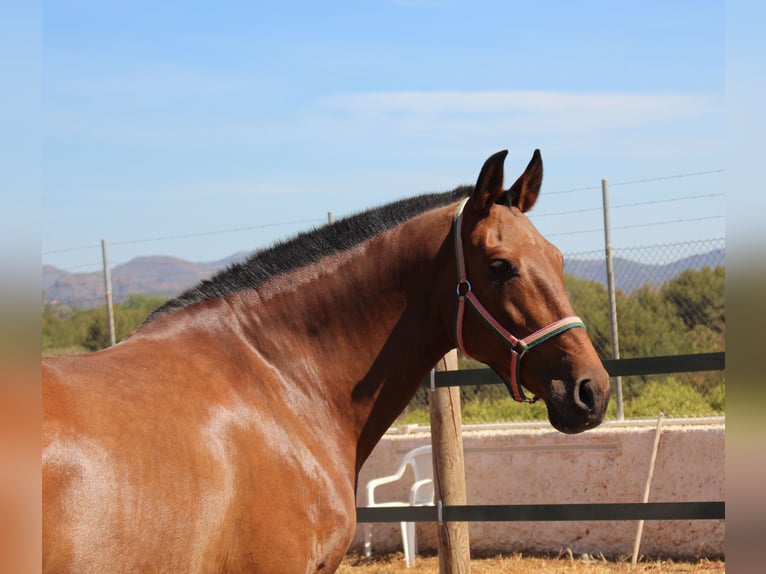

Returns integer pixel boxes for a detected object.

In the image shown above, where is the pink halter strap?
[452,197,586,403]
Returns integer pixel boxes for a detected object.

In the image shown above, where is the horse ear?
[507,149,543,213]
[468,150,509,215]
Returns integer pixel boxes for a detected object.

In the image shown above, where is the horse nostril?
[574,378,596,412]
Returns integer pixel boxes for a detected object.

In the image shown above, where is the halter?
[453,197,586,403]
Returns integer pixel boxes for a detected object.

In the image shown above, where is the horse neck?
[229,205,457,467]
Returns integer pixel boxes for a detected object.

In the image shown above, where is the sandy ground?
[337,551,725,573]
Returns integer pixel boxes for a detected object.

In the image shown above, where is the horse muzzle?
[544,368,611,434]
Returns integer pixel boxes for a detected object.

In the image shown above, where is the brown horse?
[43,150,610,573]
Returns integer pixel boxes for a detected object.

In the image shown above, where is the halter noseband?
[453,197,586,403]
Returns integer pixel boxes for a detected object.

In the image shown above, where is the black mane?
[145,186,471,323]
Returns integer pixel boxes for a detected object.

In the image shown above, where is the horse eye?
[489,259,516,279]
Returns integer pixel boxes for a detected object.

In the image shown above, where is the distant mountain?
[564,248,725,293]
[42,251,250,307]
[43,248,724,308]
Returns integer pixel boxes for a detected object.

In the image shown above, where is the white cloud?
[309,89,724,166]
[320,90,721,131]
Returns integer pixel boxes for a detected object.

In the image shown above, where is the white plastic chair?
[364,444,434,567]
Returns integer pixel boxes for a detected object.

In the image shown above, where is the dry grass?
[337,552,725,574]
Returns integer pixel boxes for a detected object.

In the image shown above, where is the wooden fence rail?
[422,352,724,388]
[359,352,725,525]
[357,502,725,523]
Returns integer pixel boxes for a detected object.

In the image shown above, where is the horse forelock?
[144,186,471,323]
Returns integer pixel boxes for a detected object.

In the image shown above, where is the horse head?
[450,149,610,433]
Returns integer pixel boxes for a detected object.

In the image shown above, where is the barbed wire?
[43,244,102,256]
[546,169,724,196]
[109,218,324,247]
[42,218,324,256]
[547,215,724,238]
[46,211,725,272]
[614,215,725,231]
[49,261,104,272]
[44,237,725,309]
[534,192,724,219]
[44,169,723,258]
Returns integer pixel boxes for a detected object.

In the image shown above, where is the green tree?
[616,286,687,359]
[661,266,725,394]
[564,274,611,358]
[42,295,167,355]
[661,266,725,345]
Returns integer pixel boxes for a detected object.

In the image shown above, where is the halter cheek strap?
[453,197,586,403]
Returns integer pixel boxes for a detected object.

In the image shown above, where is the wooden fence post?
[429,349,471,574]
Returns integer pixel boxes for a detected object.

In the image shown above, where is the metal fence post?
[601,179,624,420]
[101,239,116,347]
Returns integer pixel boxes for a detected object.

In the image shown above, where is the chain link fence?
[399,238,725,424]
[565,239,725,357]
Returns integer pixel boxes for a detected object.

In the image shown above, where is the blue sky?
[40,0,725,272]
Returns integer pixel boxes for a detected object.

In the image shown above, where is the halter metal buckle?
[456,279,472,297]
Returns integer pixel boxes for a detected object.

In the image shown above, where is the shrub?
[707,383,725,413]
[397,395,550,425]
[623,377,714,418]
[461,397,548,424]
[42,295,168,355]
[397,376,724,426]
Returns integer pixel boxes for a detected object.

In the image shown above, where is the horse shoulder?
[42,341,359,573]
